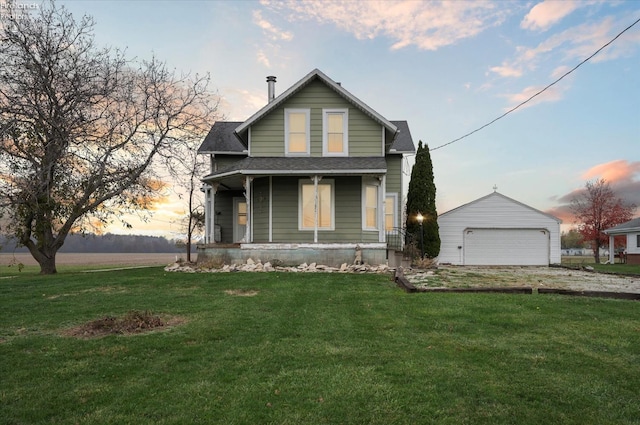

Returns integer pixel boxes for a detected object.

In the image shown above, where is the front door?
[233,197,247,242]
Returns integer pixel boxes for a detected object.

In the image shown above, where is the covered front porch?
[198,157,396,267]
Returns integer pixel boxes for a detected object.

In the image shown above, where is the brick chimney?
[266,76,276,103]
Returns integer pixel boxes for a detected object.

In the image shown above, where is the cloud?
[521,1,584,31]
[260,0,512,51]
[547,160,640,223]
[489,64,523,78]
[490,14,640,82]
[582,159,640,184]
[499,81,566,111]
[252,10,294,41]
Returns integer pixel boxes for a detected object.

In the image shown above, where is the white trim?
[299,178,335,231]
[322,108,348,156]
[268,176,273,242]
[202,168,387,181]
[379,175,386,242]
[247,127,252,156]
[285,108,310,156]
[242,243,386,250]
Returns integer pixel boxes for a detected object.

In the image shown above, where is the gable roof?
[439,191,562,223]
[197,69,416,155]
[604,217,640,235]
[198,121,246,154]
[235,68,398,138]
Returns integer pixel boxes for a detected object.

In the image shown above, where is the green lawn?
[1,268,639,424]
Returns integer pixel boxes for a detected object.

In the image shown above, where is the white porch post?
[243,176,253,243]
[268,176,273,243]
[313,175,319,243]
[609,234,615,264]
[379,175,386,243]
[204,184,211,244]
[204,183,218,244]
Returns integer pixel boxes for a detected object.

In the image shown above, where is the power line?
[429,16,640,153]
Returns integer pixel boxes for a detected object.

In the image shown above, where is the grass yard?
[1,268,639,424]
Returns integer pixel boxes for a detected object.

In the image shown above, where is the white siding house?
[604,217,640,265]
[438,192,562,266]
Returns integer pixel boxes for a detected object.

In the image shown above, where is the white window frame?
[322,108,348,157]
[298,179,335,231]
[362,180,379,231]
[385,193,399,232]
[285,108,310,156]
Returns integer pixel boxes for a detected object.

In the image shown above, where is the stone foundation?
[196,243,388,268]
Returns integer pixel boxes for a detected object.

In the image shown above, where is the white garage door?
[464,228,550,266]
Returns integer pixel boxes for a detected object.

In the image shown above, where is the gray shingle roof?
[604,217,640,234]
[390,120,415,153]
[197,121,245,153]
[203,157,387,180]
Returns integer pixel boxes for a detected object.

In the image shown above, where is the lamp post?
[416,213,424,260]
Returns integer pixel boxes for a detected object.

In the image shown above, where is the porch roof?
[202,156,387,181]
[604,217,640,235]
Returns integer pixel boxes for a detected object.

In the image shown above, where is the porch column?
[243,176,253,243]
[379,175,386,243]
[204,183,218,244]
[268,176,273,242]
[609,234,615,264]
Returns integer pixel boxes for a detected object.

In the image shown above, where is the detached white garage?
[438,192,561,266]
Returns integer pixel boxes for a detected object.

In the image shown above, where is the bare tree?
[162,141,210,263]
[570,179,636,263]
[0,2,217,274]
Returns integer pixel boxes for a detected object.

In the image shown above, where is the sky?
[44,0,640,237]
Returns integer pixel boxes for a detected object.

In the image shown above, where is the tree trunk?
[27,248,58,274]
[38,255,58,274]
[593,241,601,264]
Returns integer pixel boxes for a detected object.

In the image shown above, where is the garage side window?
[637,234,640,248]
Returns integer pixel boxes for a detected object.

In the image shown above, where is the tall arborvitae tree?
[405,141,440,258]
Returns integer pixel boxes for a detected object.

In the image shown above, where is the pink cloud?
[521,1,584,31]
[548,160,640,223]
[582,160,640,183]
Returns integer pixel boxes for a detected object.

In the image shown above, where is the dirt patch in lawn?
[224,289,259,297]
[62,310,186,339]
[407,266,640,294]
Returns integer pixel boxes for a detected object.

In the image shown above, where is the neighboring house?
[437,191,562,266]
[197,69,415,267]
[604,217,640,265]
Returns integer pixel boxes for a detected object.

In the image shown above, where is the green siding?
[252,177,270,242]
[266,176,379,243]
[386,156,403,226]
[250,80,383,157]
[214,155,245,173]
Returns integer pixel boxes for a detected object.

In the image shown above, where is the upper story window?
[323,109,348,156]
[285,109,310,156]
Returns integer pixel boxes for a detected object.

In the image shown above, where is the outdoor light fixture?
[416,213,424,260]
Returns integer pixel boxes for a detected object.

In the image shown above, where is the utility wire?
[429,16,640,153]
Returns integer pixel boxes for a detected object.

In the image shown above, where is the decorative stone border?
[165,258,392,274]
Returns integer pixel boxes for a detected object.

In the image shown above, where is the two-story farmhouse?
[197,69,415,267]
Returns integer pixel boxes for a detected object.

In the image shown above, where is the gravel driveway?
[407,266,640,294]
